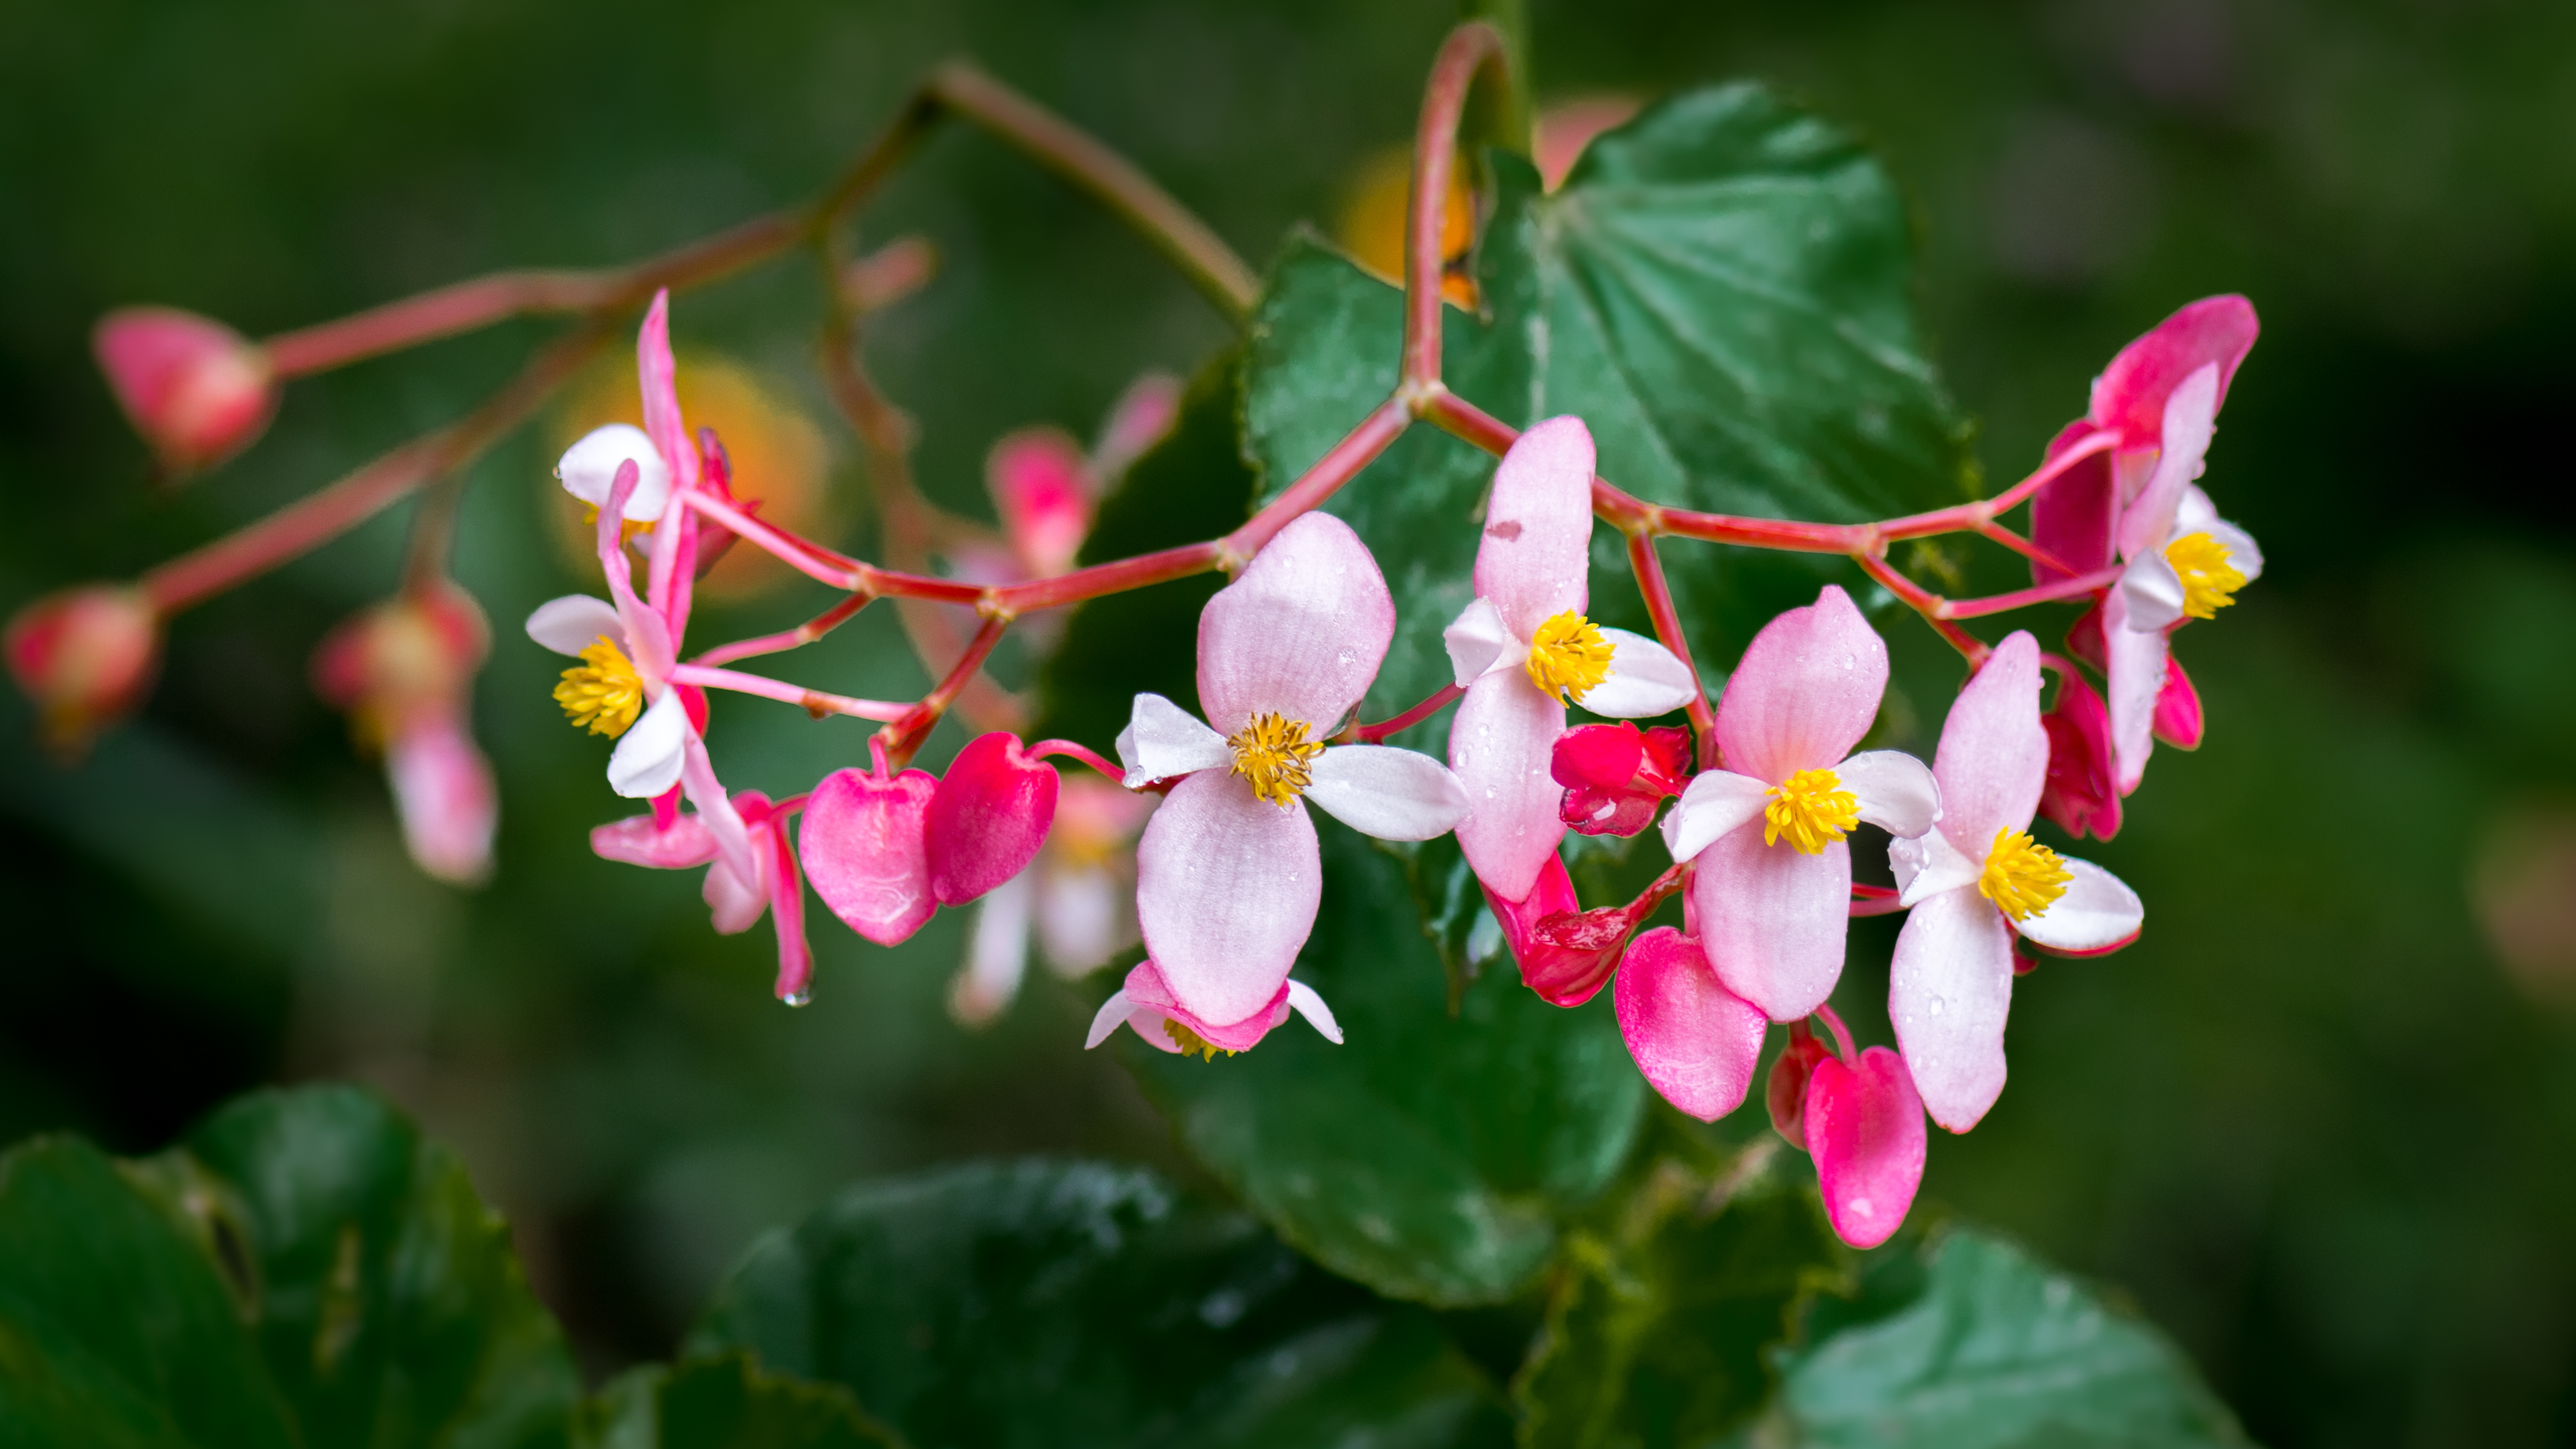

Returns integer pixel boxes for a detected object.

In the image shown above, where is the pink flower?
[925,732,1060,907]
[593,791,813,1003]
[4,584,160,754]
[1656,586,1941,1021]
[1443,417,1698,903]
[950,778,1152,1027]
[1887,632,2145,1132]
[949,371,1183,594]
[1612,926,1767,1121]
[92,307,277,477]
[1111,511,1470,1037]
[313,582,497,885]
[2033,297,2262,794]
[523,291,755,891]
[1085,958,1342,1060]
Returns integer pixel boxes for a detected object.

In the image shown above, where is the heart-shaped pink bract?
[1613,926,1768,1121]
[1804,1045,1928,1249]
[800,764,939,945]
[925,732,1060,906]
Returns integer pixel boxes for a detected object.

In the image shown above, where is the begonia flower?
[1085,959,1342,1060]
[1887,632,2145,1132]
[1765,1027,1835,1151]
[1443,417,1696,903]
[1613,926,1768,1121]
[92,307,277,477]
[593,790,813,1003]
[2031,297,2261,794]
[950,779,1152,1027]
[1656,585,1941,1020]
[1112,511,1470,1039]
[313,582,497,885]
[4,583,160,754]
[1553,721,1693,838]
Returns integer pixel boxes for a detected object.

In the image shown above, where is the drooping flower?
[312,581,497,885]
[1111,511,1470,1040]
[1887,632,2145,1132]
[1656,586,1941,1020]
[925,732,1061,907]
[593,790,812,1003]
[2031,297,2262,794]
[1482,856,1634,1007]
[950,778,1152,1027]
[4,584,160,755]
[1085,959,1342,1060]
[1443,417,1697,904]
[92,307,277,477]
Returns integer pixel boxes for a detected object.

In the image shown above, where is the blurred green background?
[4,1,2574,1443]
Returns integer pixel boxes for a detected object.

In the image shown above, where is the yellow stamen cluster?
[554,635,644,737]
[1764,768,1861,855]
[2163,532,2246,621]
[1229,711,1326,807]
[1979,828,2072,922]
[1525,610,1617,704]
[1163,1018,1237,1061]
[578,506,657,545]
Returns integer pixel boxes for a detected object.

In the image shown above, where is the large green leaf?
[1771,1228,2252,1448]
[0,1085,580,1449]
[580,1354,896,1449]
[1124,826,1647,1306]
[1512,1152,1845,1449]
[687,1158,1508,1448]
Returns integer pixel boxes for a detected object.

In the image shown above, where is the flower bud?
[1804,1046,1928,1250]
[312,583,490,743]
[1765,1028,1834,1151]
[800,763,939,945]
[2037,665,2121,842]
[93,307,278,477]
[4,584,160,753]
[1553,721,1693,837]
[1481,856,1627,1005]
[986,429,1094,579]
[924,732,1060,907]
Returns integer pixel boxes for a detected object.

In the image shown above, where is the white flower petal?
[952,870,1035,1026]
[1305,745,1470,841]
[1838,749,1940,840]
[1116,693,1230,787]
[1889,884,2016,1133]
[1284,979,1344,1044]
[557,423,672,522]
[1036,863,1124,978]
[1442,595,1519,687]
[2201,516,2263,586]
[1890,829,1980,906]
[2121,551,2189,633]
[2013,857,2144,954]
[1579,629,1698,718]
[1083,989,1137,1049]
[606,689,689,798]
[1659,769,1770,863]
[525,595,627,656]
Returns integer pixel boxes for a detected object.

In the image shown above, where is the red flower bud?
[5,584,160,754]
[311,583,490,742]
[925,732,1060,906]
[2153,653,2203,750]
[1552,721,1692,837]
[1482,856,1627,1006]
[93,307,278,477]
[1765,1028,1835,1151]
[800,763,939,945]
[2037,664,2122,842]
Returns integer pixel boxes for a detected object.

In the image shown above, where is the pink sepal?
[592,807,724,869]
[1553,722,1692,837]
[2088,295,2260,449]
[2063,600,2109,675]
[4,584,160,751]
[1766,1030,1834,1151]
[988,429,1095,578]
[800,764,940,945]
[1613,927,1767,1122]
[2029,421,2119,584]
[926,732,1060,906]
[1122,959,1294,1053]
[93,306,277,476]
[386,713,497,886]
[766,819,814,1003]
[649,784,683,833]
[2037,665,2122,843]
[2152,654,2204,750]
[1804,1045,1928,1250]
[1482,857,1622,1007]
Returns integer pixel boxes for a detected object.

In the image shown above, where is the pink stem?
[692,593,874,669]
[1624,532,1719,766]
[1028,739,1126,781]
[1937,566,2124,621]
[881,615,1011,761]
[1225,398,1415,561]
[1855,552,1988,663]
[667,663,910,722]
[1848,883,1907,917]
[1403,24,1511,385]
[1342,683,1465,744]
[1812,1003,1859,1064]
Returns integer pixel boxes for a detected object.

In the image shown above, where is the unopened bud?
[5,584,160,754]
[311,583,490,743]
[1765,1030,1834,1151]
[93,307,278,477]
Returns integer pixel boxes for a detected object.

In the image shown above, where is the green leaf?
[1772,1228,2253,1448]
[1030,345,1258,750]
[687,1158,1508,1449]
[1512,1156,1845,1449]
[579,1354,896,1449]
[1124,826,1647,1306]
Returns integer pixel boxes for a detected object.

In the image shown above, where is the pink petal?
[800,765,940,946]
[1197,512,1393,737]
[1930,632,2045,858]
[1712,585,1888,786]
[2029,421,2119,583]
[1448,670,1568,903]
[1691,825,1852,1021]
[1093,371,1184,479]
[1553,722,1688,839]
[1473,414,1595,639]
[592,812,718,869]
[2115,364,2221,564]
[951,870,1034,1026]
[635,291,699,496]
[987,428,1094,578]
[704,855,768,935]
[1305,744,1470,842]
[1036,861,1126,977]
[2015,858,2143,956]
[2088,295,2260,449]
[1765,1030,1834,1151]
[2153,653,2203,749]
[2100,589,2169,796]
[1120,958,1295,1051]
[1888,885,2015,1133]
[2038,663,2122,842]
[926,732,1060,906]
[1806,1046,1928,1249]
[766,821,814,1004]
[91,306,277,475]
[1134,770,1321,1027]
[1613,926,1768,1122]
[385,715,496,886]
[1482,856,1622,1006]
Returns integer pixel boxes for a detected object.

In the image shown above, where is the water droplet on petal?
[1928,994,1946,1017]
[783,988,813,1008]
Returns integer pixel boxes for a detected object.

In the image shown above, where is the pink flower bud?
[1804,1045,1928,1250]
[924,732,1060,906]
[2152,654,2203,750]
[93,307,278,477]
[1480,856,1626,1006]
[986,429,1094,578]
[1614,926,1768,1121]
[386,714,497,886]
[1091,371,1184,480]
[800,763,939,945]
[311,583,490,734]
[4,584,160,753]
[1552,721,1693,837]
[2037,665,2122,842]
[1765,1028,1835,1151]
